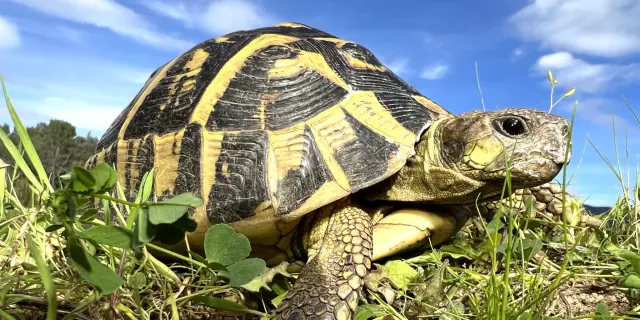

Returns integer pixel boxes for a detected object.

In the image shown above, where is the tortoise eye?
[495,117,528,138]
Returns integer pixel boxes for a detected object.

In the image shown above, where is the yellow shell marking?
[267,123,308,179]
[190,34,301,125]
[166,49,209,107]
[340,91,416,148]
[152,129,185,195]
[305,106,354,191]
[200,129,224,214]
[313,37,354,48]
[273,22,309,28]
[127,139,141,197]
[288,180,348,218]
[115,139,129,190]
[118,55,182,140]
[185,48,210,71]
[267,50,350,91]
[412,95,452,119]
[340,52,386,72]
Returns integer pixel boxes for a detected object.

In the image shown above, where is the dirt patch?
[547,279,632,317]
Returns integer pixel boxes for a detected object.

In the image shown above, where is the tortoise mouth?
[509,158,564,186]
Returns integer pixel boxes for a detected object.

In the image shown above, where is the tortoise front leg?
[274,199,373,320]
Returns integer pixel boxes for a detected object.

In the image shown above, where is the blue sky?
[1,0,639,207]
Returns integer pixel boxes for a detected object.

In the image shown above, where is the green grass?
[1,72,639,320]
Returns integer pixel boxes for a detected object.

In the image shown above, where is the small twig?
[109,249,128,317]
[558,291,572,318]
[4,293,78,311]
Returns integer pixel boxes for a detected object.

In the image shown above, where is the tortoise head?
[421,108,571,203]
[377,108,571,204]
[436,108,570,182]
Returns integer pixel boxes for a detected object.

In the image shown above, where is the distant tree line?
[1,119,99,192]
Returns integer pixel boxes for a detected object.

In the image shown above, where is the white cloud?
[559,97,637,132]
[509,0,640,57]
[535,52,640,93]
[513,48,523,57]
[144,1,191,23]
[420,63,449,80]
[9,0,193,50]
[55,25,85,43]
[200,0,275,34]
[30,96,122,132]
[1,47,154,133]
[144,0,276,36]
[386,58,410,76]
[0,16,21,50]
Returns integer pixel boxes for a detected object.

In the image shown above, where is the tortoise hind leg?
[274,199,373,320]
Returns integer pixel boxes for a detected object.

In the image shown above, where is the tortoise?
[86,22,595,320]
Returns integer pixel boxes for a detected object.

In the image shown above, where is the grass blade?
[26,233,57,320]
[0,159,6,218]
[0,126,43,192]
[0,310,17,320]
[1,76,52,192]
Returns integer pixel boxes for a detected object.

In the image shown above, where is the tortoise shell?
[87,22,451,247]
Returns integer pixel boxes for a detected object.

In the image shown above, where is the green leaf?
[439,244,473,260]
[171,213,198,232]
[271,291,287,307]
[618,273,640,289]
[148,192,203,225]
[71,167,96,192]
[204,224,251,266]
[132,208,155,249]
[485,217,504,236]
[88,163,118,193]
[153,221,188,245]
[514,238,543,261]
[45,224,64,232]
[26,234,57,320]
[220,258,267,287]
[67,236,124,295]
[618,249,640,274]
[79,208,99,222]
[77,226,133,249]
[137,168,155,204]
[66,193,78,220]
[0,278,16,306]
[355,304,388,320]
[190,296,265,317]
[130,273,146,290]
[595,304,611,320]
[383,260,419,291]
[242,261,292,293]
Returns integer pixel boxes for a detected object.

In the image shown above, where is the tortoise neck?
[364,118,448,203]
[364,117,488,205]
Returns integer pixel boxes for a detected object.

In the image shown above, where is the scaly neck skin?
[369,118,489,205]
